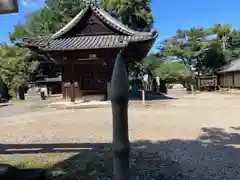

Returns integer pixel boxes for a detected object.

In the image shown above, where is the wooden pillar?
[61,82,66,100]
[61,64,67,100]
[106,60,113,100]
[70,61,75,103]
[232,72,235,89]
[79,74,83,99]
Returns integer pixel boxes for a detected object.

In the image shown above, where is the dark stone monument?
[110,52,130,180]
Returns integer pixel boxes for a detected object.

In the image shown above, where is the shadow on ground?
[1,127,240,179]
[0,103,11,108]
[129,90,176,101]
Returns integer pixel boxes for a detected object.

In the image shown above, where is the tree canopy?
[9,0,86,42]
[9,0,154,43]
[0,43,35,95]
[154,61,192,81]
[138,24,240,83]
[100,0,153,31]
[157,24,240,77]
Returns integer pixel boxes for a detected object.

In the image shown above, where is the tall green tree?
[101,0,153,31]
[0,43,35,97]
[141,53,164,75]
[200,24,240,73]
[10,0,154,42]
[229,29,240,59]
[210,24,231,53]
[9,0,85,42]
[163,27,212,75]
[154,61,192,82]
[101,0,154,77]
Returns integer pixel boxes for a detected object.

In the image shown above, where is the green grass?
[0,153,77,169]
[0,150,182,180]
[0,151,113,179]
[10,99,28,105]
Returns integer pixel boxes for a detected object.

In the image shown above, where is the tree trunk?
[159,79,167,94]
[18,85,25,100]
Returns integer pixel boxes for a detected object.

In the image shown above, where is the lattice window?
[97,73,106,83]
[83,72,93,86]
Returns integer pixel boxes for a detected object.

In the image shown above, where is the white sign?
[0,0,18,14]
[143,74,149,83]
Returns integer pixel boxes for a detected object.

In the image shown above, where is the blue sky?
[0,0,240,52]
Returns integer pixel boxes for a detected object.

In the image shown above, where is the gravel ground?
[1,92,240,179]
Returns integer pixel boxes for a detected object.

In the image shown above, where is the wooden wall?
[62,62,111,100]
[56,47,145,101]
[61,49,118,100]
[219,71,240,88]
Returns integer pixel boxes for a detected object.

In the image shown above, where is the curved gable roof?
[51,3,156,39]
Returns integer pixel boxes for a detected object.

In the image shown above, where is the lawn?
[0,149,183,180]
[0,153,76,169]
[0,151,115,179]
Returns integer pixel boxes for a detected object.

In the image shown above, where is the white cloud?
[21,0,38,8]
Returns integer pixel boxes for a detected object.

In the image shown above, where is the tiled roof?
[51,3,156,39]
[219,59,240,73]
[21,2,157,51]
[23,35,154,51]
[33,76,62,83]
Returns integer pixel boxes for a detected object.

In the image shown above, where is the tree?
[199,24,240,74]
[201,42,226,74]
[163,27,212,75]
[101,0,154,77]
[8,0,87,93]
[101,0,153,31]
[142,53,164,76]
[9,0,85,42]
[0,43,35,98]
[161,25,240,76]
[229,29,240,59]
[210,24,231,53]
[154,61,192,82]
[10,0,154,42]
[10,0,153,41]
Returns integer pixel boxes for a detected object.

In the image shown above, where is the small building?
[218,58,240,89]
[33,76,62,95]
[22,1,157,102]
[196,76,217,91]
[30,57,62,95]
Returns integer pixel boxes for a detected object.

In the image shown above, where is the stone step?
[83,94,106,101]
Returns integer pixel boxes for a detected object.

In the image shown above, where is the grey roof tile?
[219,59,240,73]
[21,3,157,51]
[51,3,156,39]
[23,35,139,51]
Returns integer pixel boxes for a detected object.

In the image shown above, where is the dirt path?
[1,92,240,179]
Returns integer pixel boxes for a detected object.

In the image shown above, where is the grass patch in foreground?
[0,153,77,169]
[0,150,185,179]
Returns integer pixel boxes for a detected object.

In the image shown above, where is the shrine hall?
[22,1,158,102]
